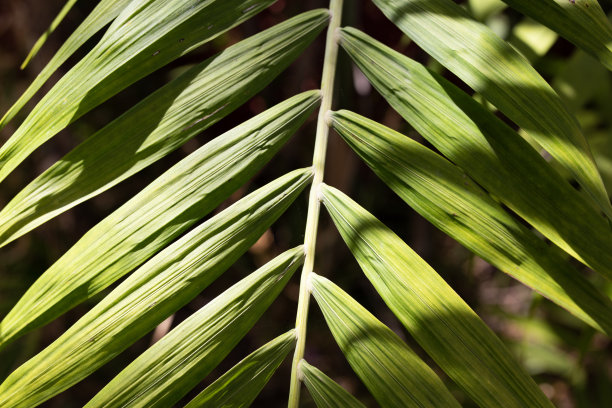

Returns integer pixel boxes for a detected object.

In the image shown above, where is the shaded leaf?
[300,360,366,408]
[339,27,612,278]
[0,11,327,247]
[0,0,132,129]
[185,330,296,408]
[311,273,461,408]
[329,110,612,335]
[502,0,612,70]
[0,0,277,182]
[320,184,553,408]
[0,173,309,407]
[84,248,302,408]
[371,0,611,217]
[0,111,315,348]
[21,0,79,69]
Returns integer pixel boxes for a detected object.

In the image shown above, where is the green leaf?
[508,18,558,62]
[320,184,553,408]
[468,0,507,20]
[0,175,308,407]
[339,28,612,279]
[21,0,80,69]
[0,10,328,247]
[185,330,296,408]
[83,248,302,408]
[0,133,314,350]
[371,0,611,218]
[501,0,612,70]
[310,273,461,408]
[300,360,366,408]
[0,0,131,129]
[329,110,612,335]
[0,0,278,182]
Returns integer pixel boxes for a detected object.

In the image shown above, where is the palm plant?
[0,0,611,406]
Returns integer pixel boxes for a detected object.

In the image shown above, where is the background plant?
[0,0,611,407]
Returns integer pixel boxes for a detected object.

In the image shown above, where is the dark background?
[0,1,611,407]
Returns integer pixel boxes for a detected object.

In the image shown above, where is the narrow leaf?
[185,330,296,408]
[21,0,79,69]
[300,360,366,408]
[0,11,328,247]
[310,273,461,408]
[320,184,553,408]
[0,94,317,347]
[84,249,302,408]
[371,0,611,217]
[502,0,612,70]
[0,0,277,182]
[0,175,309,407]
[330,110,612,335]
[1,0,132,129]
[339,28,612,278]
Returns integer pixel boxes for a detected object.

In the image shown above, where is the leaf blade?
[0,92,318,348]
[502,0,612,70]
[0,10,328,247]
[300,360,366,408]
[84,248,302,408]
[0,0,278,182]
[0,173,309,407]
[329,110,612,335]
[371,0,611,217]
[311,273,461,408]
[339,27,612,278]
[185,330,296,408]
[0,0,133,129]
[320,184,553,408]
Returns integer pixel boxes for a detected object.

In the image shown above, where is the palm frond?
[372,0,612,217]
[329,109,612,334]
[185,330,296,408]
[0,0,277,182]
[300,360,366,408]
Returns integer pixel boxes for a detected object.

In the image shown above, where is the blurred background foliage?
[0,0,610,406]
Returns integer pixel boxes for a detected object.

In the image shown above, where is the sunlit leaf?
[21,0,80,69]
[320,184,553,408]
[339,28,612,278]
[329,110,612,335]
[185,330,296,408]
[0,10,327,247]
[84,248,302,408]
[371,0,611,217]
[311,273,461,408]
[300,360,366,408]
[0,174,309,407]
[0,128,314,349]
[502,0,612,70]
[0,0,132,130]
[0,0,278,182]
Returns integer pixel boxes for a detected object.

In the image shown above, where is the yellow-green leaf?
[0,10,327,247]
[1,0,132,129]
[371,0,611,218]
[0,175,308,407]
[0,119,314,350]
[185,330,296,408]
[502,0,612,70]
[84,249,302,408]
[339,27,612,278]
[320,184,553,408]
[0,0,277,182]
[311,273,461,408]
[300,360,366,408]
[329,110,612,335]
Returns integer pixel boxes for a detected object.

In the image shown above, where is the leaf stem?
[288,1,343,406]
